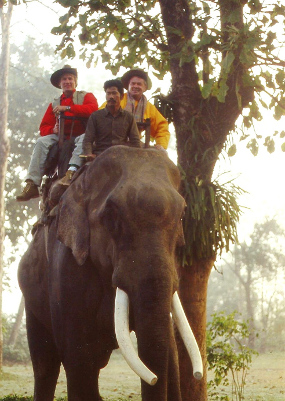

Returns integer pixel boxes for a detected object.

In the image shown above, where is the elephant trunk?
[114,288,203,387]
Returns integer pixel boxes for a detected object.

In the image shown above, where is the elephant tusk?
[171,292,203,380]
[114,288,158,386]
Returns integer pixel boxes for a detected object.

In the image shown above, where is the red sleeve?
[39,103,56,137]
[69,93,98,117]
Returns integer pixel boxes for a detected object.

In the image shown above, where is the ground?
[0,351,284,400]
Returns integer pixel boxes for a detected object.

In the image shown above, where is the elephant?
[18,145,203,401]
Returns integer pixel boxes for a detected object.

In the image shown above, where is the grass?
[0,351,284,400]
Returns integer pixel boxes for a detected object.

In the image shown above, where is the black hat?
[121,69,152,90]
[50,65,78,88]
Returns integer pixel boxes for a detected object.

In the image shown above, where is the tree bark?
[7,296,25,346]
[158,1,250,399]
[243,275,256,348]
[176,258,213,401]
[0,0,13,370]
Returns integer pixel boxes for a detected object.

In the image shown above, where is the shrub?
[207,311,258,401]
[0,396,33,401]
[0,396,67,401]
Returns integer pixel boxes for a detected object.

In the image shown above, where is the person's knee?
[35,136,45,146]
[35,135,57,150]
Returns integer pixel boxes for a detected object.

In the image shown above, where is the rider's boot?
[16,180,40,202]
[58,169,76,186]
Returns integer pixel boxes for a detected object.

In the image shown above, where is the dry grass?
[0,351,284,400]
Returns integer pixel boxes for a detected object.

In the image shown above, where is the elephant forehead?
[122,182,183,219]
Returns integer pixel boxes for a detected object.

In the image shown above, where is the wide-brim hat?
[121,69,152,90]
[50,65,78,88]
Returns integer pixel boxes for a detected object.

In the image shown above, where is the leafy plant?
[0,396,33,401]
[207,311,258,401]
[178,177,245,265]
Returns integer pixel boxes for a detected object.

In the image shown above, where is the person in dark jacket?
[59,79,141,186]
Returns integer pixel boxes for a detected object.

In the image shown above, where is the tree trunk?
[8,296,25,346]
[0,1,13,370]
[177,258,213,401]
[232,252,256,349]
[157,1,251,399]
[244,278,256,348]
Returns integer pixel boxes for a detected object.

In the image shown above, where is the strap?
[73,90,87,105]
[137,119,151,148]
[58,112,65,149]
[52,91,88,138]
[144,118,151,148]
[52,96,61,109]
[52,91,87,108]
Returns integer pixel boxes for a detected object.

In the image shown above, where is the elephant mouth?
[114,288,203,385]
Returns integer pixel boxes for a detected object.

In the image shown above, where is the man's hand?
[53,105,70,115]
[154,144,166,152]
[53,121,59,135]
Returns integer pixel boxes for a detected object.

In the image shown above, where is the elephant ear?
[56,184,89,266]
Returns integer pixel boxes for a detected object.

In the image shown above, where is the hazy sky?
[3,1,285,314]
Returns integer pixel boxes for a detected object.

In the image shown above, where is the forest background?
[3,0,285,352]
[0,0,284,399]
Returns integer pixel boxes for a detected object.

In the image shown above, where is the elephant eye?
[181,203,186,221]
[177,204,186,247]
[100,200,122,238]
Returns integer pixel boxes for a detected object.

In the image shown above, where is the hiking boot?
[58,170,76,186]
[16,180,40,202]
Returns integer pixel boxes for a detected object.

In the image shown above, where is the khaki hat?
[50,65,77,88]
[121,69,152,90]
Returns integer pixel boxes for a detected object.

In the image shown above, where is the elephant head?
[56,146,202,400]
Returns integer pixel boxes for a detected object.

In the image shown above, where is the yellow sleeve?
[99,101,106,109]
[144,102,170,149]
[120,93,128,108]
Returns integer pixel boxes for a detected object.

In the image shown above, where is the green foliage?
[52,0,166,76]
[2,314,30,364]
[178,177,244,265]
[51,0,285,152]
[47,0,285,273]
[3,344,30,364]
[227,144,236,157]
[0,397,67,400]
[207,311,258,401]
[0,396,134,401]
[0,0,28,7]
[207,218,285,353]
[0,396,33,401]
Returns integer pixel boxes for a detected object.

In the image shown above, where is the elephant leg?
[26,307,61,401]
[64,363,103,401]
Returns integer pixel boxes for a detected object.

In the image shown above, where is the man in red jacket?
[16,65,98,201]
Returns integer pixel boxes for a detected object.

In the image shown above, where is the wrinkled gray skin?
[18,146,186,401]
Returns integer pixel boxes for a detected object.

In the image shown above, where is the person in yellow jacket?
[59,69,170,185]
[106,69,170,150]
